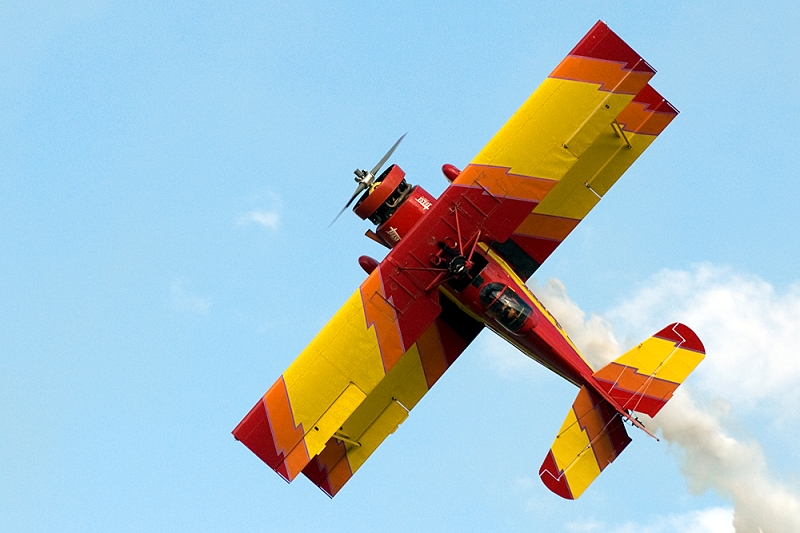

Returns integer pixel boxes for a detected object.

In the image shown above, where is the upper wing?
[344,21,675,301]
[456,21,678,279]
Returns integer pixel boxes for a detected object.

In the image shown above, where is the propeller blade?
[369,132,406,177]
[329,182,368,227]
[330,133,406,227]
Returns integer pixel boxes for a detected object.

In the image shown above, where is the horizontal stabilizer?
[539,386,630,500]
[592,323,705,417]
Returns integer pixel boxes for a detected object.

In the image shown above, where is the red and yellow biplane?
[233,21,704,500]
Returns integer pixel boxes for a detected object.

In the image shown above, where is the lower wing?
[233,290,482,495]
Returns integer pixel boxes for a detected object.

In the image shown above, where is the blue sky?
[2,2,799,532]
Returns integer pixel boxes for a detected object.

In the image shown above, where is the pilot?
[481,284,530,332]
[500,300,521,323]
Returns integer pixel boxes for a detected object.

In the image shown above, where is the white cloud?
[237,190,282,231]
[482,265,800,532]
[170,278,211,314]
[585,507,734,533]
[530,277,621,370]
[603,264,800,413]
[237,210,280,230]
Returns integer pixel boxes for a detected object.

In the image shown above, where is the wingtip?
[654,323,705,354]
[568,21,656,74]
[539,450,575,500]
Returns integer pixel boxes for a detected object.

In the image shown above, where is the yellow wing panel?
[502,85,677,280]
[232,265,434,481]
[280,289,385,449]
[457,22,678,280]
[539,386,631,500]
[471,75,642,183]
[233,284,484,494]
[299,295,485,497]
[592,323,705,416]
[467,21,656,187]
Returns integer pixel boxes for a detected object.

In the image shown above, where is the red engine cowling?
[353,165,407,221]
[375,185,435,245]
[352,164,436,247]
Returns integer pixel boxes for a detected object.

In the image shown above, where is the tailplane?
[592,323,705,417]
[539,385,631,500]
[539,323,704,499]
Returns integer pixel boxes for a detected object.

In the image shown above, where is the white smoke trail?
[527,269,800,533]
[652,391,800,533]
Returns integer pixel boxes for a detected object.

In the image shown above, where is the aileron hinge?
[333,431,361,447]
[584,182,601,200]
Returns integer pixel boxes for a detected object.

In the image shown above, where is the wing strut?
[611,120,632,149]
[395,206,482,293]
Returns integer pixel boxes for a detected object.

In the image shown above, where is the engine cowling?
[353,164,436,247]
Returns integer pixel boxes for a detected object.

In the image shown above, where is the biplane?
[233,21,705,500]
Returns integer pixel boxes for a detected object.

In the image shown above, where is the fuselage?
[444,247,595,387]
[356,164,597,388]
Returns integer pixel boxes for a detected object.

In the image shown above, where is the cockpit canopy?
[479,282,533,333]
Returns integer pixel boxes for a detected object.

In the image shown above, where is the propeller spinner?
[330,133,407,226]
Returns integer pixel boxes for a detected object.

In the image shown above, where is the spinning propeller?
[330,133,406,226]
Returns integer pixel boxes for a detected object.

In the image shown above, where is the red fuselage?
[446,254,594,387]
[362,166,597,389]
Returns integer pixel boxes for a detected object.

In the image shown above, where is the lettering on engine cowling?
[415,196,432,211]
[385,227,401,242]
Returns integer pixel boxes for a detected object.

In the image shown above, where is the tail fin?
[592,323,705,417]
[539,323,704,499]
[539,385,631,500]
